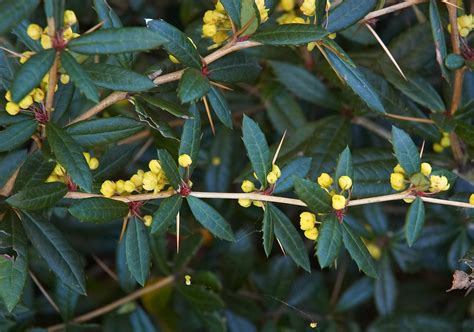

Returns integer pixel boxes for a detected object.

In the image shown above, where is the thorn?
[276,237,286,256]
[419,140,425,158]
[210,81,233,91]
[202,95,215,135]
[119,216,129,242]
[272,130,287,165]
[176,212,180,253]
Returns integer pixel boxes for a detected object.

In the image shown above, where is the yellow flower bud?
[203,10,220,24]
[267,171,278,184]
[211,156,221,166]
[304,227,318,241]
[115,180,125,194]
[27,24,42,40]
[300,0,316,16]
[202,23,217,37]
[469,194,474,205]
[317,173,333,188]
[403,198,414,203]
[53,164,65,176]
[307,41,316,51]
[338,176,352,190]
[46,174,59,183]
[64,10,78,26]
[88,157,99,170]
[18,95,33,109]
[142,171,158,191]
[420,162,432,177]
[440,136,451,148]
[241,180,255,193]
[5,90,12,101]
[32,88,45,102]
[100,180,116,197]
[299,212,316,230]
[19,51,33,64]
[60,74,70,84]
[390,172,406,191]
[460,28,469,37]
[83,152,91,164]
[272,164,281,178]
[429,175,450,193]
[328,33,337,39]
[309,322,318,329]
[366,243,381,260]
[393,164,405,174]
[149,159,162,173]
[178,154,192,167]
[143,215,153,227]
[62,27,73,40]
[184,274,192,285]
[291,17,306,24]
[130,174,143,187]
[253,200,263,207]
[280,0,295,11]
[215,1,225,13]
[332,194,346,210]
[433,143,444,153]
[124,180,136,193]
[168,54,180,64]
[238,198,252,208]
[5,102,20,115]
[41,34,52,49]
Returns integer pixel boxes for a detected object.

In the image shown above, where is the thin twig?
[29,270,60,313]
[45,51,60,112]
[385,113,435,124]
[364,0,428,21]
[329,259,347,307]
[351,117,391,140]
[92,255,118,282]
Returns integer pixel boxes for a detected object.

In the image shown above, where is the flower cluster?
[299,211,320,240]
[100,159,169,198]
[202,0,268,48]
[448,14,474,38]
[238,164,281,208]
[46,152,99,185]
[390,163,450,197]
[470,194,474,205]
[433,132,451,153]
[317,173,352,210]
[27,10,80,49]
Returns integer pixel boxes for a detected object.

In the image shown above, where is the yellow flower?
[143,215,153,227]
[184,274,192,285]
[309,322,318,329]
[53,164,65,176]
[332,194,346,210]
[366,242,381,260]
[123,180,136,193]
[178,154,192,167]
[328,32,337,39]
[255,0,269,22]
[169,54,180,64]
[100,180,116,197]
[46,174,59,183]
[216,1,225,13]
[19,51,33,64]
[211,156,221,166]
[280,0,295,11]
[440,136,451,148]
[238,198,252,208]
[241,180,255,193]
[272,164,281,178]
[41,34,52,49]
[32,88,45,102]
[393,164,405,174]
[469,194,474,205]
[253,200,263,207]
[317,173,333,188]
[115,179,125,194]
[267,171,278,184]
[27,24,42,40]
[64,10,78,26]
[420,162,432,176]
[203,10,220,24]
[149,159,162,173]
[433,143,444,153]
[300,0,316,16]
[338,176,352,190]
[291,17,305,24]
[304,227,318,240]
[130,173,143,187]
[4,90,11,101]
[429,175,450,193]
[60,74,70,84]
[403,198,414,203]
[390,172,406,191]
[142,171,158,191]
[18,95,33,109]
[299,211,316,230]
[5,102,20,115]
[202,23,217,37]
[89,157,99,170]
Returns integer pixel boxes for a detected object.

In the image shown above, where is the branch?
[385,113,435,124]
[364,0,428,21]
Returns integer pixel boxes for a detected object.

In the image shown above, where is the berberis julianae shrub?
[0,0,474,330]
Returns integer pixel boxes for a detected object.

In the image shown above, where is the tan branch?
[364,0,428,21]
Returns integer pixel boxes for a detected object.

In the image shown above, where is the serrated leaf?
[68,27,166,54]
[0,0,40,35]
[375,254,397,316]
[132,98,178,140]
[262,207,274,257]
[46,122,92,192]
[178,68,211,103]
[69,198,129,223]
[240,0,259,35]
[157,149,181,188]
[221,0,241,28]
[66,117,143,147]
[94,143,139,181]
[294,178,331,213]
[335,146,353,182]
[187,196,234,241]
[0,120,37,152]
[207,87,233,129]
[405,197,425,247]
[391,126,420,176]
[342,222,378,278]
[13,150,55,193]
[269,204,311,272]
[0,150,27,189]
[429,0,450,83]
[7,182,67,210]
[10,49,55,102]
[151,195,183,234]
[252,24,329,45]
[116,239,136,292]
[83,63,155,92]
[146,19,201,68]
[139,95,192,119]
[179,104,201,175]
[20,212,86,294]
[242,115,270,186]
[317,214,342,268]
[208,53,261,83]
[60,51,99,103]
[125,216,151,286]
[273,157,311,194]
[55,281,79,321]
[326,0,377,32]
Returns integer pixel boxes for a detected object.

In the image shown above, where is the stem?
[46,275,175,331]
[29,270,60,313]
[45,51,60,112]
[352,117,391,140]
[385,113,435,124]
[68,91,128,125]
[364,0,428,21]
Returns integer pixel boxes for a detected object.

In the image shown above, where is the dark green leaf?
[240,0,259,35]
[60,51,99,103]
[151,195,183,234]
[429,0,450,83]
[116,239,136,292]
[13,150,55,193]
[139,95,192,119]
[157,149,181,188]
[187,196,234,241]
[68,27,166,54]
[455,121,474,146]
[242,115,270,186]
[252,24,329,45]
[335,146,353,182]
[405,197,425,247]
[46,122,92,192]
[391,126,421,176]
[375,254,397,316]
[273,157,311,194]
[7,182,67,210]
[125,217,151,286]
[0,120,37,152]
[94,144,139,181]
[317,214,342,268]
[262,207,273,257]
[207,87,233,129]
[20,212,86,294]
[342,222,377,278]
[179,104,201,175]
[294,178,331,213]
[0,0,40,35]
[326,0,377,32]
[133,98,178,140]
[221,0,241,28]
[336,277,374,311]
[177,68,211,103]
[0,150,27,190]
[55,281,79,321]
[174,234,204,270]
[178,284,225,312]
[208,53,261,83]
[69,198,129,223]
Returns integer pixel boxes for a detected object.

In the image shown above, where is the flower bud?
[469,194,474,205]
[390,172,406,191]
[304,227,318,241]
[420,162,432,176]
[238,198,252,208]
[241,180,255,193]
[27,24,42,40]
[338,176,352,190]
[317,173,333,188]
[332,194,346,210]
[149,159,162,173]
[299,212,316,230]
[64,10,78,26]
[266,171,278,184]
[143,215,153,227]
[5,102,20,115]
[393,164,405,174]
[178,154,192,167]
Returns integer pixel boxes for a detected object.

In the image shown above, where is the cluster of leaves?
[0,0,473,331]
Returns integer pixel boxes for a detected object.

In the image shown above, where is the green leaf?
[335,146,353,182]
[66,117,143,147]
[375,254,397,316]
[10,49,56,102]
[252,24,329,45]
[317,214,342,268]
[178,68,211,103]
[151,195,183,234]
[273,157,311,194]
[220,0,241,28]
[342,222,378,278]
[262,207,274,257]
[187,196,234,241]
[391,126,420,176]
[68,27,166,54]
[0,120,37,152]
[325,48,385,114]
[157,149,181,188]
[208,53,261,83]
[146,19,201,69]
[269,204,311,272]
[94,143,139,181]
[405,197,425,247]
[429,0,450,83]
[46,122,93,192]
[132,98,178,140]
[240,0,259,35]
[326,0,377,32]
[352,149,394,198]
[179,104,201,175]
[125,217,151,286]
[55,281,79,321]
[116,239,136,292]
[83,63,155,92]
[0,212,28,312]
[69,198,129,223]
[270,61,339,109]
[382,66,445,112]
[178,284,225,312]
[294,178,331,213]
[13,150,55,193]
[242,115,270,186]
[7,182,67,210]
[207,87,233,129]
[0,150,27,190]
[60,51,99,103]
[174,234,204,270]
[455,121,474,147]
[335,277,374,311]
[20,212,86,294]
[139,95,192,119]
[0,0,40,35]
